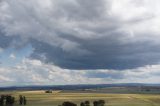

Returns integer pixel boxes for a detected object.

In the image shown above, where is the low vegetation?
[0,90,160,106]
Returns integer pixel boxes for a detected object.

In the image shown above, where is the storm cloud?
[1,0,160,70]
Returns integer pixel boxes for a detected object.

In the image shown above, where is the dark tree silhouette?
[62,101,77,106]
[19,95,23,105]
[23,96,27,105]
[0,95,4,106]
[45,90,52,93]
[84,101,90,106]
[93,100,105,106]
[10,97,15,105]
[80,102,85,106]
[98,100,105,106]
[93,101,98,106]
[0,95,15,106]
[6,95,11,105]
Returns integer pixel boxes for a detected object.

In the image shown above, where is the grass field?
[1,90,160,106]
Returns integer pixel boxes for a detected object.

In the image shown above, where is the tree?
[10,97,15,105]
[62,101,77,106]
[45,90,52,93]
[84,101,90,106]
[23,96,27,105]
[19,95,23,105]
[98,100,105,106]
[93,101,98,106]
[0,95,4,106]
[80,102,85,106]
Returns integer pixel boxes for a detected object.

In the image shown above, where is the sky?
[0,0,160,86]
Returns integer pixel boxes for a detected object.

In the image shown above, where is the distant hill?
[0,83,160,91]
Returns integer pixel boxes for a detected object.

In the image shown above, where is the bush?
[80,102,85,106]
[84,101,90,106]
[62,101,77,106]
[93,100,105,106]
[93,101,98,106]
[45,90,52,93]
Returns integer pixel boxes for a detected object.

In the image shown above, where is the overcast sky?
[0,0,160,86]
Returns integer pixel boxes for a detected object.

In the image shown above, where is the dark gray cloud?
[0,29,13,48]
[1,0,160,70]
[30,33,160,70]
[0,35,12,48]
[0,31,27,49]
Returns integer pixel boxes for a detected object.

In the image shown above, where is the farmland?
[1,90,160,106]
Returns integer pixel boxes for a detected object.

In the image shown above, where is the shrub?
[62,101,77,106]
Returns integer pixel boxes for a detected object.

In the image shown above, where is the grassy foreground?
[1,90,160,106]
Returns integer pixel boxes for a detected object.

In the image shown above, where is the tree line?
[0,95,27,106]
[59,100,106,106]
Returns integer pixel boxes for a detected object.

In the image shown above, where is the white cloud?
[9,53,16,59]
[0,58,91,86]
[0,58,160,86]
[0,75,13,82]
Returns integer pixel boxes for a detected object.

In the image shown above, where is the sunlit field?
[1,90,160,106]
